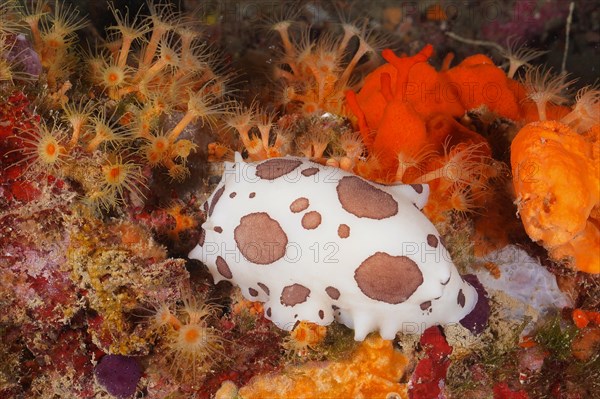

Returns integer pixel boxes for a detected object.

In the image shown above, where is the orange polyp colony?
[269,18,378,117]
[163,312,179,328]
[449,186,482,217]
[290,321,327,348]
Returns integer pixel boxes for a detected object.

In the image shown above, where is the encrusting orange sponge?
[345,44,514,180]
[511,120,600,273]
[345,44,434,172]
[236,334,408,399]
[443,54,521,121]
[344,45,501,231]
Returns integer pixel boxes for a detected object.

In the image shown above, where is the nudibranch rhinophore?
[189,154,487,340]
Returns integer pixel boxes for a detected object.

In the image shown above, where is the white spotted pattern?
[189,153,479,340]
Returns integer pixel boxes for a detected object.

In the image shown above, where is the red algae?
[409,326,453,399]
[0,92,42,204]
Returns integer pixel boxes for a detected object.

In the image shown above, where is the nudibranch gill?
[189,154,487,340]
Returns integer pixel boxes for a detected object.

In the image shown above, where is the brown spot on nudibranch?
[457,289,465,308]
[336,176,398,219]
[198,228,206,246]
[318,310,324,319]
[427,234,438,248]
[257,282,270,295]
[229,192,237,198]
[290,197,309,213]
[249,288,259,297]
[214,226,223,233]
[216,256,232,279]
[256,158,302,180]
[420,301,432,311]
[266,308,272,317]
[337,224,350,238]
[234,212,288,264]
[249,192,256,198]
[301,167,319,177]
[325,286,340,300]
[209,186,225,216]
[301,211,321,229]
[281,284,311,307]
[411,184,424,194]
[354,252,423,304]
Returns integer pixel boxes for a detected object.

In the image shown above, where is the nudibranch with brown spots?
[189,154,487,340]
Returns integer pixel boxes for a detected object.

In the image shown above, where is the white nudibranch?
[189,153,484,340]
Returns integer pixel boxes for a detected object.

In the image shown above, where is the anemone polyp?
[105,164,126,185]
[38,134,62,164]
[102,64,126,88]
[150,302,181,331]
[142,133,172,166]
[167,321,224,380]
[102,157,144,193]
[42,31,66,49]
[12,121,68,176]
[156,297,225,380]
[150,134,169,154]
[284,321,327,357]
[93,155,146,209]
[173,323,211,351]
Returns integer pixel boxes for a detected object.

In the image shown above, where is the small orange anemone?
[507,79,571,123]
[284,321,327,358]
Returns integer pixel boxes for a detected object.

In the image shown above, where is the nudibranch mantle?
[189,153,480,340]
